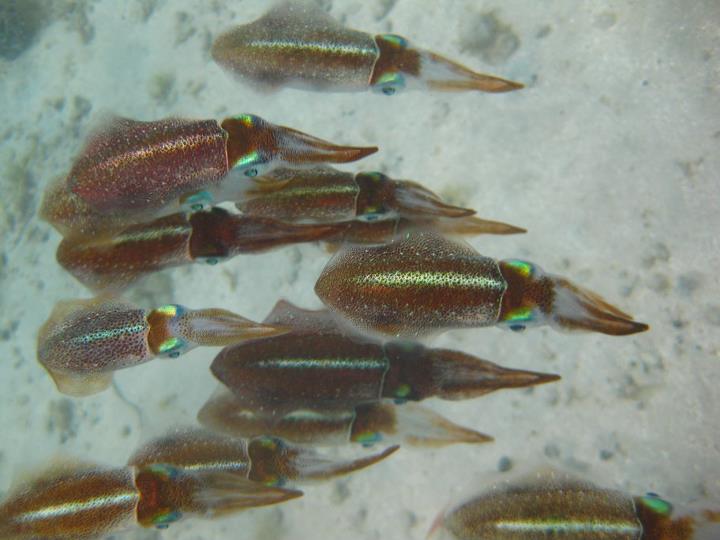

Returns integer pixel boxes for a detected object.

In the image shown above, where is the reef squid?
[212,3,523,95]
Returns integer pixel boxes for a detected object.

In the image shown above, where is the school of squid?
[3,3,717,540]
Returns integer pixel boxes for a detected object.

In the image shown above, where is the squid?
[237,166,521,227]
[37,296,286,396]
[54,208,348,293]
[0,461,299,540]
[315,230,650,338]
[212,3,523,95]
[198,388,493,448]
[0,426,399,539]
[55,203,522,293]
[429,468,720,540]
[54,113,376,227]
[210,300,559,408]
[128,428,399,487]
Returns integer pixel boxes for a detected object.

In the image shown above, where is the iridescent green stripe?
[247,39,376,58]
[354,271,504,290]
[263,184,357,199]
[103,133,219,170]
[257,357,386,370]
[17,492,137,522]
[169,460,247,474]
[113,225,190,244]
[71,324,146,346]
[285,409,354,421]
[496,518,640,534]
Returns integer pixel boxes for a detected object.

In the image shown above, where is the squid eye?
[360,202,389,221]
[195,255,223,265]
[501,307,536,330]
[180,190,213,213]
[373,72,406,96]
[158,336,189,358]
[355,430,382,447]
[153,510,182,529]
[234,150,269,178]
[361,210,388,222]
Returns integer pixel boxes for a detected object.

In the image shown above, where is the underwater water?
[0,1,718,539]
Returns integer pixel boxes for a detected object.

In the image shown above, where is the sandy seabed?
[0,1,718,539]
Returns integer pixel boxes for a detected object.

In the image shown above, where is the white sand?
[0,1,718,539]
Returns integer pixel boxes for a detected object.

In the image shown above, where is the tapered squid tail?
[397,404,494,447]
[352,403,493,447]
[222,115,378,171]
[189,471,303,517]
[435,215,526,236]
[394,180,476,219]
[549,277,649,336]
[420,50,524,93]
[427,347,560,400]
[275,125,379,164]
[498,259,649,336]
[247,437,399,485]
[182,308,288,346]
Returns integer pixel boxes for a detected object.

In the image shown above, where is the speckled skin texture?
[56,208,346,292]
[40,176,143,238]
[210,301,557,407]
[2,1,719,539]
[440,472,641,540]
[315,230,506,337]
[0,466,138,539]
[237,167,475,225]
[56,213,194,293]
[68,117,228,212]
[211,2,521,94]
[212,332,388,407]
[128,429,251,474]
[128,428,397,486]
[212,3,379,91]
[38,298,151,374]
[199,387,491,448]
[198,390,362,445]
[238,167,361,222]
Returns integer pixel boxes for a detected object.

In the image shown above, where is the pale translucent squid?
[199,389,493,448]
[37,297,286,396]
